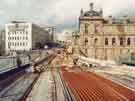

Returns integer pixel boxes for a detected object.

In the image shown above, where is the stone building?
[77,3,135,62]
[5,21,52,55]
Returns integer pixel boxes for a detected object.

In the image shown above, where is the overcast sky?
[0,0,135,32]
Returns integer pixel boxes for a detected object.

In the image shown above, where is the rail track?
[61,68,135,101]
[0,73,39,101]
[51,69,74,101]
[21,54,56,101]
[0,67,26,92]
[0,53,55,101]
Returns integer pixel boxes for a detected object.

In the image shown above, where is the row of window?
[8,31,28,35]
[8,42,28,47]
[8,36,28,40]
[84,37,133,46]
[105,37,131,46]
[84,24,99,33]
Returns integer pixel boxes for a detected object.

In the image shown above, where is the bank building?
[76,3,135,62]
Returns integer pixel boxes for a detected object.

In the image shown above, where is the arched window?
[120,37,124,45]
[112,37,116,45]
[127,38,131,45]
[85,24,89,34]
[105,38,108,45]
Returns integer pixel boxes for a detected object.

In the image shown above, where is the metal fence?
[0,56,30,73]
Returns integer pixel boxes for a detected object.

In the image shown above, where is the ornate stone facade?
[78,3,135,61]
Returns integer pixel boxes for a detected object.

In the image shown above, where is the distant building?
[0,30,5,55]
[42,27,56,42]
[5,21,52,55]
[76,3,135,62]
[55,30,73,45]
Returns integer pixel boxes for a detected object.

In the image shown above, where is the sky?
[0,0,135,32]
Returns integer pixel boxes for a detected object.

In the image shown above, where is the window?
[120,37,124,45]
[15,23,19,28]
[26,31,28,34]
[134,38,135,45]
[112,37,116,45]
[94,38,98,45]
[84,38,88,46]
[127,38,131,45]
[85,49,88,54]
[26,37,28,40]
[8,42,11,47]
[23,42,25,46]
[105,38,108,45]
[85,24,89,34]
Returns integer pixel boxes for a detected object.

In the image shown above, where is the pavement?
[89,66,135,91]
[26,69,65,101]
[26,70,53,101]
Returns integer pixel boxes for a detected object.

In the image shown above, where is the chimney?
[123,15,128,24]
[99,9,103,16]
[80,9,84,16]
[108,15,113,24]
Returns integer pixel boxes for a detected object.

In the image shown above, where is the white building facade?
[55,30,73,44]
[5,21,32,54]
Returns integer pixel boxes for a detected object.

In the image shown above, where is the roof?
[82,3,102,17]
[84,10,101,17]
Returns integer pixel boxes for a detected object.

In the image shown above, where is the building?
[77,3,135,62]
[55,30,73,45]
[0,30,5,55]
[5,21,52,55]
[42,27,56,42]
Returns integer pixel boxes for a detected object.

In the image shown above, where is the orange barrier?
[61,68,135,101]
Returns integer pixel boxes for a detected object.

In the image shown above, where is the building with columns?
[77,3,135,62]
